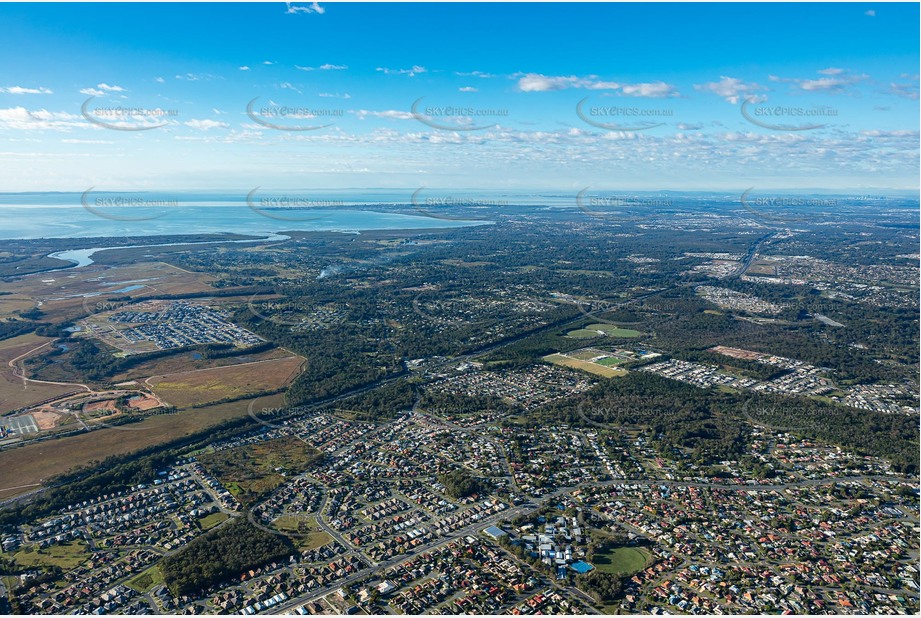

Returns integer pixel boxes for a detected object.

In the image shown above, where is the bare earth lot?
[0,392,286,500]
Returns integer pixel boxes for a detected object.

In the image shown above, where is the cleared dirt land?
[0,334,83,414]
[147,355,304,408]
[0,392,286,500]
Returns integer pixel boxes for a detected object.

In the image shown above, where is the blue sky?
[0,2,918,192]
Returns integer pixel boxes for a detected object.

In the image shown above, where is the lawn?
[10,540,90,570]
[126,566,165,592]
[568,348,609,361]
[596,356,629,367]
[566,324,643,339]
[586,324,643,337]
[593,546,650,575]
[565,329,604,339]
[198,512,230,531]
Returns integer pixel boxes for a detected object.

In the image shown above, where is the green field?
[126,566,165,592]
[566,329,604,339]
[589,324,643,337]
[9,541,89,570]
[567,348,608,361]
[271,515,332,550]
[198,512,229,531]
[596,356,629,366]
[593,546,650,575]
[566,324,643,339]
[544,353,627,378]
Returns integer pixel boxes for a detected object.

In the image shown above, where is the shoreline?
[24,224,487,275]
[48,233,292,268]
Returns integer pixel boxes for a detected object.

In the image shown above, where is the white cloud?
[61,138,114,144]
[79,83,125,97]
[286,2,324,14]
[693,76,765,104]
[376,65,426,77]
[0,106,85,131]
[319,92,351,99]
[887,76,920,100]
[0,86,53,95]
[175,73,215,81]
[799,77,853,91]
[185,119,230,130]
[155,76,165,83]
[239,66,250,71]
[619,81,679,98]
[354,109,415,120]
[516,74,595,92]
[455,71,495,78]
[517,74,677,97]
[459,86,478,93]
[771,68,867,93]
[865,9,876,16]
[278,82,303,94]
[296,63,348,71]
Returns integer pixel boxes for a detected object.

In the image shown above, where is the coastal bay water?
[0,197,490,241]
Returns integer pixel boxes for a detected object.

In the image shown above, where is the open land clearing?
[0,334,84,414]
[147,355,304,407]
[544,353,627,378]
[271,515,333,550]
[105,335,291,382]
[3,540,90,570]
[0,392,286,500]
[198,435,323,505]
